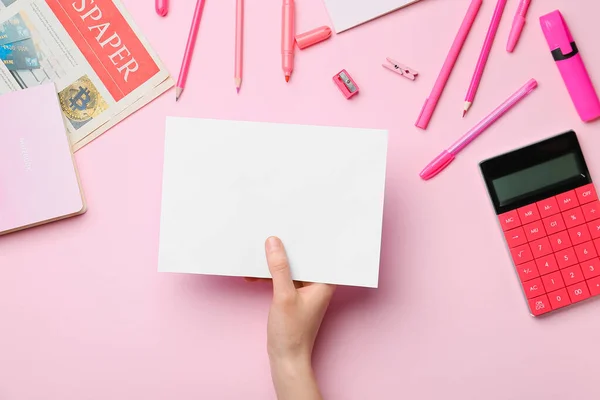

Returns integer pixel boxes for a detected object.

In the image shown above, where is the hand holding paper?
[158,118,388,288]
[265,236,333,400]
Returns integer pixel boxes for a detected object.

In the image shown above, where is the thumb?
[265,237,295,298]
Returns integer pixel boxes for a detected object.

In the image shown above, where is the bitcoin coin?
[59,75,108,124]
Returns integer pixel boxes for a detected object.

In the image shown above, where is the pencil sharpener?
[333,69,359,99]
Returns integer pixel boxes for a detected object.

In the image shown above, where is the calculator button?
[556,247,577,269]
[499,210,521,231]
[575,184,598,204]
[543,214,566,235]
[523,277,545,299]
[581,258,600,280]
[556,190,580,211]
[524,221,546,242]
[561,265,585,285]
[511,244,533,265]
[504,227,527,248]
[542,271,565,292]
[563,208,585,229]
[568,225,591,245]
[537,197,560,218]
[574,241,597,262]
[549,231,572,252]
[516,261,539,282]
[567,282,591,303]
[548,288,571,310]
[595,239,600,255]
[588,221,600,239]
[518,204,540,224]
[581,201,600,222]
[536,254,559,275]
[587,276,600,297]
[530,237,553,258]
[528,295,551,316]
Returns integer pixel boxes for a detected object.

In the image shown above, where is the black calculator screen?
[492,153,583,206]
[480,131,591,214]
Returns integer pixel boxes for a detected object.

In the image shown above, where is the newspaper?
[0,0,173,151]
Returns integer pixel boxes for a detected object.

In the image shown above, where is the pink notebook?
[0,84,86,235]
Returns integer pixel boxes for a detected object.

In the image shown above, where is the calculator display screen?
[479,131,592,214]
[492,153,582,205]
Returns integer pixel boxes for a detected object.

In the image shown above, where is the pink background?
[2,0,600,398]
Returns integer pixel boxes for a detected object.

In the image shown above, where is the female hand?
[263,236,336,400]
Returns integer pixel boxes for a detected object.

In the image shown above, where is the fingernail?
[266,237,281,252]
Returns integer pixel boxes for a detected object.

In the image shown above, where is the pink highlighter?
[540,10,600,122]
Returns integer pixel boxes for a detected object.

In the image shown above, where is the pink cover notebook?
[0,84,86,235]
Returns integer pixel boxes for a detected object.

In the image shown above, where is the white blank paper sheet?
[158,118,388,288]
[323,0,422,33]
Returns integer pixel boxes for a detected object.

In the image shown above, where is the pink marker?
[507,0,531,52]
[540,10,600,122]
[281,0,295,82]
[420,79,538,181]
[416,0,482,130]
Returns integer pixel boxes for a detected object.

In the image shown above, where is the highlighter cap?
[540,10,575,56]
[295,26,332,50]
[540,10,600,122]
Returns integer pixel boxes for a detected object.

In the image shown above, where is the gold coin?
[59,76,108,123]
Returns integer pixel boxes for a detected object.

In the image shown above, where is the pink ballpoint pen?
[507,0,532,52]
[421,79,538,181]
[463,0,508,117]
[176,0,207,101]
[235,0,243,93]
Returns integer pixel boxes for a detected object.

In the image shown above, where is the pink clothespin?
[383,58,418,80]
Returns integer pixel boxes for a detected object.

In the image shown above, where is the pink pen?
[540,10,600,122]
[416,0,482,130]
[507,0,531,52]
[463,0,508,117]
[282,0,295,82]
[420,79,538,181]
[156,0,168,16]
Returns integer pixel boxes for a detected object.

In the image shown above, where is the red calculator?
[480,131,600,316]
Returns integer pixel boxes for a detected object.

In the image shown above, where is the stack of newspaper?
[0,0,173,151]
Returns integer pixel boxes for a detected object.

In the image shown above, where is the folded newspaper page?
[0,0,173,151]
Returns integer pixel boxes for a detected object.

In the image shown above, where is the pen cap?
[296,26,332,49]
[540,10,600,122]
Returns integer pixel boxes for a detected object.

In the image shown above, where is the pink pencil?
[415,0,482,130]
[463,0,508,117]
[235,0,243,93]
[421,79,537,180]
[176,0,207,101]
